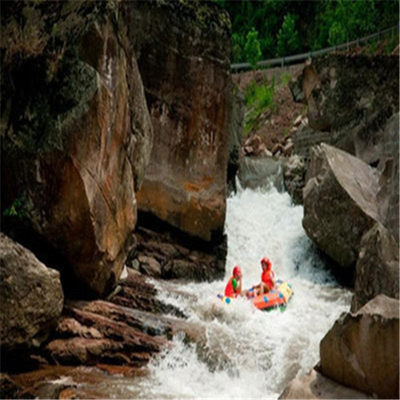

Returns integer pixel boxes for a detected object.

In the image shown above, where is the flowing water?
[125,186,352,399]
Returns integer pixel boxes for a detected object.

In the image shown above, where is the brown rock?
[283,155,307,205]
[132,225,226,283]
[375,113,399,243]
[0,234,63,350]
[351,223,399,312]
[279,369,372,399]
[137,255,162,278]
[2,6,153,296]
[320,295,399,399]
[131,1,232,242]
[0,373,34,399]
[303,144,380,269]
[46,301,166,367]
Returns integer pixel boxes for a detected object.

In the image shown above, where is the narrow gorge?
[1,1,398,399]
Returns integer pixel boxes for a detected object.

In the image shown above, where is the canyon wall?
[128,1,233,243]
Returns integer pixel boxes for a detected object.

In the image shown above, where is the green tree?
[244,28,262,69]
[215,0,399,60]
[232,32,244,63]
[276,13,301,56]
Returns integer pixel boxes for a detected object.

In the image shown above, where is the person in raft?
[225,265,246,298]
[252,257,275,296]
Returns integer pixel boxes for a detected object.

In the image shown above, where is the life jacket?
[225,276,239,297]
[261,269,274,290]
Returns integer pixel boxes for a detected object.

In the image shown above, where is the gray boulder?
[0,233,64,349]
[351,223,399,312]
[375,113,399,243]
[303,143,380,269]
[238,156,284,191]
[283,155,307,205]
[279,369,371,399]
[320,295,399,399]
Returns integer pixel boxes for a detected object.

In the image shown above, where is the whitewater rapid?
[132,186,352,399]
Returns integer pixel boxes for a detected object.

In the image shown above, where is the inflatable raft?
[218,280,293,311]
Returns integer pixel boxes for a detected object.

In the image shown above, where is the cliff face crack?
[72,157,122,241]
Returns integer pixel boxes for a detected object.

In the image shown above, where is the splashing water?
[134,187,352,399]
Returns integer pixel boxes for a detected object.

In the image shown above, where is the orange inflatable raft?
[218,280,293,311]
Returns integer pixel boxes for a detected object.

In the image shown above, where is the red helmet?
[232,265,242,278]
[261,257,271,270]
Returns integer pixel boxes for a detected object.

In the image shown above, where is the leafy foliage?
[244,79,275,135]
[244,29,262,69]
[3,196,26,219]
[213,0,399,63]
[276,13,301,56]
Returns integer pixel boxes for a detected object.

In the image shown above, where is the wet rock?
[227,88,245,194]
[283,155,307,205]
[351,223,399,312]
[279,369,372,399]
[10,365,147,400]
[137,255,162,278]
[46,303,166,367]
[0,373,34,399]
[320,295,399,399]
[238,156,284,191]
[131,225,226,283]
[375,113,399,243]
[303,144,380,269]
[0,233,63,350]
[131,1,232,243]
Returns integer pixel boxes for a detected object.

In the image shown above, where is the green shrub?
[276,13,301,56]
[244,28,262,69]
[280,72,292,86]
[3,196,26,219]
[243,79,275,134]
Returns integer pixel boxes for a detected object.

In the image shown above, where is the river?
[125,185,352,399]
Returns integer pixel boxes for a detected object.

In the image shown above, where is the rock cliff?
[129,1,233,243]
[291,55,398,163]
[289,55,399,226]
[1,1,153,295]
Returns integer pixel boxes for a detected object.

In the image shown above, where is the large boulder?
[129,1,233,242]
[320,295,399,399]
[376,113,399,243]
[279,369,371,399]
[0,233,63,349]
[1,3,153,295]
[351,223,399,312]
[289,56,399,220]
[238,156,284,191]
[303,143,380,269]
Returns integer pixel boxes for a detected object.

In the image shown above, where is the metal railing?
[231,24,399,71]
